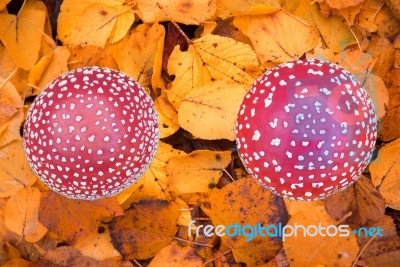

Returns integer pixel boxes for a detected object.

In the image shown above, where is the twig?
[204,249,232,265]
[173,236,214,248]
[351,234,377,267]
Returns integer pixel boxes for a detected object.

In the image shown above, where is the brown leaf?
[38,191,123,243]
[325,175,385,226]
[200,178,288,266]
[148,243,203,267]
[41,246,132,267]
[109,199,180,259]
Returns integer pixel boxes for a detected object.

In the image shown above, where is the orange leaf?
[109,199,180,259]
[38,191,123,243]
[4,187,47,243]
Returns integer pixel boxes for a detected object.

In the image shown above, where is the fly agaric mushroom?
[23,67,159,200]
[235,59,377,201]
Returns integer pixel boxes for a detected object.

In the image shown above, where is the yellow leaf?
[116,22,165,88]
[178,81,246,140]
[148,243,203,267]
[0,141,37,197]
[4,187,47,243]
[155,92,180,138]
[0,76,22,125]
[167,34,258,109]
[234,11,318,63]
[74,225,121,260]
[136,0,217,25]
[109,199,180,259]
[200,178,288,266]
[370,138,400,210]
[115,142,184,204]
[283,202,359,266]
[166,150,231,194]
[317,0,364,9]
[216,0,280,19]
[0,0,47,70]
[57,0,133,47]
[293,0,358,53]
[28,46,70,92]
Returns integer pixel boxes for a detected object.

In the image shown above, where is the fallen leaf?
[367,35,396,83]
[166,150,232,194]
[0,0,11,11]
[4,187,47,243]
[293,0,359,53]
[74,225,121,260]
[215,0,280,19]
[115,22,165,88]
[387,0,400,19]
[38,191,123,243]
[28,46,70,93]
[234,11,318,63]
[148,243,203,267]
[155,92,180,138]
[354,215,400,266]
[200,178,289,266]
[283,202,359,266]
[115,141,184,204]
[167,34,258,109]
[325,175,385,226]
[0,141,37,197]
[136,0,217,25]
[57,0,134,47]
[379,69,400,141]
[316,0,364,9]
[42,246,132,267]
[178,81,246,141]
[370,137,400,210]
[0,0,47,70]
[109,199,180,259]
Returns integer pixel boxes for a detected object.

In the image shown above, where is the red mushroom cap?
[235,59,377,201]
[23,67,159,200]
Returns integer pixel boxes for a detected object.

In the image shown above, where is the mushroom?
[23,67,159,200]
[235,59,377,201]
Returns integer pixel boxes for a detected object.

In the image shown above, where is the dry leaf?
[4,187,47,243]
[0,77,23,147]
[283,202,359,266]
[38,191,123,243]
[324,175,385,226]
[115,141,184,204]
[0,0,11,11]
[370,137,400,210]
[293,0,358,53]
[109,199,180,259]
[355,215,400,263]
[379,69,400,141]
[387,0,400,18]
[0,0,47,70]
[148,243,203,267]
[215,0,280,19]
[178,81,247,141]
[115,22,165,88]
[155,92,180,138]
[28,46,70,93]
[368,35,396,83]
[200,178,288,266]
[166,150,232,194]
[234,11,318,63]
[167,34,258,110]
[73,225,121,260]
[57,0,134,47]
[316,0,364,9]
[136,0,217,25]
[0,141,37,197]
[42,246,132,267]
